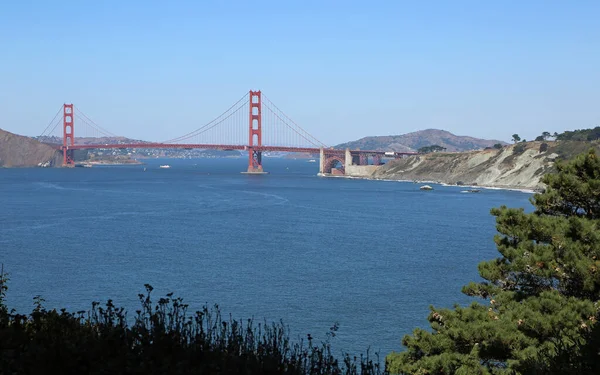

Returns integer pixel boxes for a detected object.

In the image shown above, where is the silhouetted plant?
[0,282,386,375]
[0,264,7,317]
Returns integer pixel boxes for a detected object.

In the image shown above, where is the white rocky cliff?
[368,143,560,190]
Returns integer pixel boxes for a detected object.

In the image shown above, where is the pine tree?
[387,149,600,374]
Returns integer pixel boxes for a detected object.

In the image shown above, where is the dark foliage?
[536,132,552,142]
[556,127,600,142]
[512,143,526,154]
[0,283,384,375]
[0,265,6,316]
[417,145,446,154]
[387,149,600,374]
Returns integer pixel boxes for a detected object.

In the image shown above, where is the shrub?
[0,284,385,375]
[512,143,526,154]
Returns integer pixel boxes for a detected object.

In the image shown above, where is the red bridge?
[40,91,416,175]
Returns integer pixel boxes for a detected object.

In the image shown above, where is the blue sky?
[1,0,598,145]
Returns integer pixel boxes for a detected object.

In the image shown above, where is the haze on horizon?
[0,0,598,146]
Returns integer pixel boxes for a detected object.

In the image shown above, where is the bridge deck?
[52,143,417,156]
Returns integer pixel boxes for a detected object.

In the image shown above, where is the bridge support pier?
[359,154,367,165]
[345,148,352,170]
[373,154,382,165]
[319,147,325,174]
[243,147,268,174]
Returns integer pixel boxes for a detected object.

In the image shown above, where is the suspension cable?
[74,113,115,138]
[162,92,250,143]
[74,107,118,137]
[261,94,327,147]
[174,99,248,140]
[262,104,324,147]
[39,106,64,137]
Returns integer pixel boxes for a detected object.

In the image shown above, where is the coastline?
[317,173,537,194]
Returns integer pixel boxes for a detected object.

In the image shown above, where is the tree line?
[511,126,600,144]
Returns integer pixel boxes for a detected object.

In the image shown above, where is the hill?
[0,129,62,167]
[34,135,147,145]
[335,129,507,152]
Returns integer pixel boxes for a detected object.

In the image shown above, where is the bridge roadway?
[52,143,418,174]
[53,143,416,157]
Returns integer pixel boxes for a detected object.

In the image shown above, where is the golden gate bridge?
[39,90,416,175]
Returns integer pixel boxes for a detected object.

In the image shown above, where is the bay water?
[0,157,532,356]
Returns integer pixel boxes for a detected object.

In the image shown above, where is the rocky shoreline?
[320,143,559,192]
[320,173,537,193]
[372,143,556,191]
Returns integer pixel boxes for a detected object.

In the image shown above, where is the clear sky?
[1,0,598,145]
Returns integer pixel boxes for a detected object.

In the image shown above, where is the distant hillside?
[1,129,62,167]
[35,135,148,145]
[335,129,507,152]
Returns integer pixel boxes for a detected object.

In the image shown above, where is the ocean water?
[0,157,532,356]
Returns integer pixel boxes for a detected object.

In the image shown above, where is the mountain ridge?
[335,129,507,152]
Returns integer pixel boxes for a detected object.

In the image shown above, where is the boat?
[159,165,171,169]
[420,185,433,191]
[467,189,480,193]
[307,159,317,163]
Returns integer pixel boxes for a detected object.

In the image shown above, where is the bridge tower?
[62,104,75,166]
[245,90,267,174]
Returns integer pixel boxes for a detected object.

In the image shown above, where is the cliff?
[0,128,62,167]
[370,142,568,190]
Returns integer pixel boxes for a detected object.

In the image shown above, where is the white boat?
[307,159,317,163]
[159,165,171,169]
[420,185,433,191]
